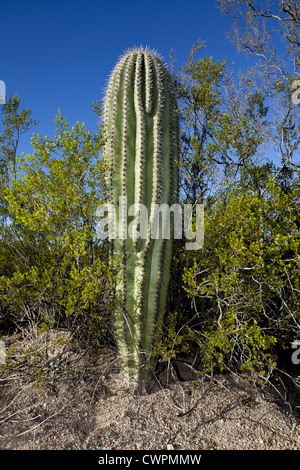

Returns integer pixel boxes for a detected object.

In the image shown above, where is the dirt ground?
[0,328,299,451]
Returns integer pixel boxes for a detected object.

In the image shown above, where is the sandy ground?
[0,328,299,451]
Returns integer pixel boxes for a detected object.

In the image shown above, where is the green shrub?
[180,171,299,374]
[0,111,115,344]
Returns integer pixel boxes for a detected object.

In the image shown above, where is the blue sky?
[0,0,245,156]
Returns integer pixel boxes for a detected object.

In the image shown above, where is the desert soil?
[0,328,299,451]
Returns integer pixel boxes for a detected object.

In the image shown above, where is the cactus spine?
[103,47,178,389]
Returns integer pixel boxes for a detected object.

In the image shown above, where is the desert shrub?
[0,111,115,345]
[152,47,299,378]
[166,167,300,375]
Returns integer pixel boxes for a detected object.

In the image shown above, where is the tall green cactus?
[103,47,178,389]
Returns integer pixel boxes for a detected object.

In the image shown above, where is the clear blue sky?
[0,0,244,156]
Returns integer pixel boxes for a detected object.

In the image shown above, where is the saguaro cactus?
[103,47,178,389]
